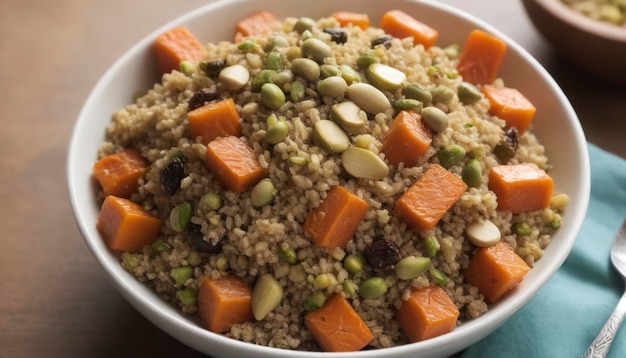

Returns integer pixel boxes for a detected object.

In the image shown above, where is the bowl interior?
[68,0,590,357]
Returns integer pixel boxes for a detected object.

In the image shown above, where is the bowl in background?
[522,0,626,84]
[67,0,590,357]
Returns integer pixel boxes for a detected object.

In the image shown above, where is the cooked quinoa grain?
[96,13,566,351]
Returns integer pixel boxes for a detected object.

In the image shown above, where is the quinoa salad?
[92,10,569,352]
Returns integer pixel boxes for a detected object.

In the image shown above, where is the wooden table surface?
[1,1,624,357]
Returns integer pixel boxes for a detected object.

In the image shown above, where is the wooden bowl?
[522,0,626,84]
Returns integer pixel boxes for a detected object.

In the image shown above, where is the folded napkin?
[463,143,626,358]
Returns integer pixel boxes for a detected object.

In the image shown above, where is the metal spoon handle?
[583,290,626,358]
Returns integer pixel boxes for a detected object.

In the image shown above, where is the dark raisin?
[323,28,348,44]
[160,157,185,195]
[188,88,220,111]
[364,239,400,269]
[187,222,222,253]
[371,36,392,49]
[199,59,226,77]
[494,127,520,163]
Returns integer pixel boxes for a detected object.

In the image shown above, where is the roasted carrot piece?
[382,110,432,168]
[93,148,149,198]
[303,186,369,249]
[305,294,373,352]
[331,11,370,30]
[481,85,537,134]
[457,29,507,85]
[188,98,242,144]
[205,136,267,193]
[197,275,253,333]
[395,164,467,232]
[379,10,438,48]
[235,11,279,38]
[488,163,554,214]
[396,285,460,342]
[154,26,204,74]
[465,241,530,302]
[96,195,163,252]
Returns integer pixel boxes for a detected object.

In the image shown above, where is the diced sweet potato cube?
[465,241,530,302]
[205,136,267,193]
[198,275,253,333]
[382,110,432,168]
[488,163,554,213]
[92,148,149,198]
[395,164,467,232]
[303,186,369,249]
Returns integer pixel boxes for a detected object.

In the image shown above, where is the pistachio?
[457,81,483,104]
[339,64,361,84]
[290,80,306,102]
[265,51,284,71]
[250,178,277,208]
[393,99,423,114]
[356,51,381,69]
[301,38,332,63]
[330,101,368,131]
[359,277,388,299]
[438,144,466,168]
[431,85,455,104]
[420,106,449,133]
[466,219,501,247]
[317,76,348,98]
[251,274,284,320]
[346,83,391,115]
[462,158,482,187]
[291,58,320,82]
[313,119,350,153]
[260,83,286,109]
[365,63,407,91]
[395,256,431,280]
[218,64,250,91]
[265,120,290,144]
[403,83,432,105]
[251,69,277,92]
[272,70,295,89]
[293,17,316,34]
[341,146,389,180]
[320,64,340,78]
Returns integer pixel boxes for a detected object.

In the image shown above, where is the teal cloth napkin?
[463,143,626,358]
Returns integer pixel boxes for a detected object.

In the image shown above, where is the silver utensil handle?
[583,291,626,358]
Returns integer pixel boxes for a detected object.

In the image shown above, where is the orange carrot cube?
[197,275,253,333]
[205,136,267,193]
[395,164,467,232]
[379,10,438,48]
[188,98,242,144]
[92,148,149,198]
[305,294,373,352]
[488,163,554,213]
[381,110,432,168]
[396,285,460,342]
[154,26,205,74]
[96,195,162,252]
[482,85,537,134]
[457,29,507,85]
[465,241,530,302]
[303,186,369,249]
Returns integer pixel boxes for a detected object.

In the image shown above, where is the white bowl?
[67,0,590,357]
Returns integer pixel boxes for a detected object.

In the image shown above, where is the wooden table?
[1,1,624,357]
